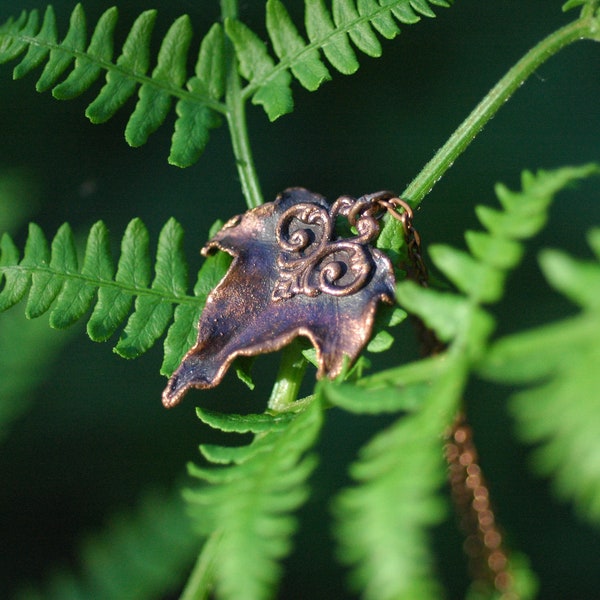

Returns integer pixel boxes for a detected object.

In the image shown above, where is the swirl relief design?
[272,201,378,300]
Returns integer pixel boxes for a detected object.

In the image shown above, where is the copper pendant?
[162,188,399,407]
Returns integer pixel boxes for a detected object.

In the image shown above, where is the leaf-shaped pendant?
[162,188,397,407]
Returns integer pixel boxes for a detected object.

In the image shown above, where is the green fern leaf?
[49,222,106,330]
[266,0,331,91]
[0,218,229,372]
[186,401,322,600]
[86,9,157,124]
[322,354,446,413]
[199,442,262,464]
[397,165,600,346]
[0,233,29,311]
[195,406,297,433]
[334,0,382,56]
[562,0,588,11]
[238,0,452,120]
[306,0,360,75]
[26,223,75,319]
[464,230,523,270]
[428,244,505,304]
[0,1,450,159]
[125,15,193,147]
[539,244,600,310]
[12,7,56,80]
[113,218,186,359]
[169,23,225,167]
[361,0,400,39]
[225,18,293,121]
[52,7,118,100]
[87,219,149,342]
[351,165,600,596]
[480,228,600,525]
[36,4,87,92]
[0,12,35,64]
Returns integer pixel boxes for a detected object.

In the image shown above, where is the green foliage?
[562,0,598,12]
[0,218,230,374]
[0,0,451,164]
[2,1,600,599]
[185,401,322,600]
[230,0,451,120]
[396,165,600,351]
[16,489,199,600]
[480,227,600,525]
[322,165,598,600]
[331,365,461,600]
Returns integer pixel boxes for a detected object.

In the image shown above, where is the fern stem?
[402,17,594,205]
[179,532,221,600]
[268,339,308,412]
[221,0,264,209]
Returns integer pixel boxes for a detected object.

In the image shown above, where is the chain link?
[375,196,429,288]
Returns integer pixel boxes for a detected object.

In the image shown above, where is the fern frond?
[0,5,226,166]
[16,489,198,600]
[0,219,230,374]
[396,165,600,347]
[228,0,452,120]
[480,227,600,526]
[329,165,599,597]
[0,1,451,159]
[332,362,463,600]
[185,401,322,600]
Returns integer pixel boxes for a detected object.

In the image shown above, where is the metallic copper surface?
[162,188,397,407]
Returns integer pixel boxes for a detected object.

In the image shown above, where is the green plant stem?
[179,532,221,600]
[402,16,596,205]
[221,0,264,209]
[268,339,309,412]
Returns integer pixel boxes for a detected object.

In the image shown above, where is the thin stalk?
[221,0,264,209]
[402,17,596,205]
[179,532,222,600]
[268,339,309,412]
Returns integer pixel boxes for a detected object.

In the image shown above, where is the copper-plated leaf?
[162,188,396,407]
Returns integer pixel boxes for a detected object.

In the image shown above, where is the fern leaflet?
[0,218,231,375]
[185,401,322,600]
[480,226,600,526]
[0,4,226,167]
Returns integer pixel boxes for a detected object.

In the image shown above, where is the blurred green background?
[1,1,599,598]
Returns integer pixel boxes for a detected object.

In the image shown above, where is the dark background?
[1,1,599,598]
